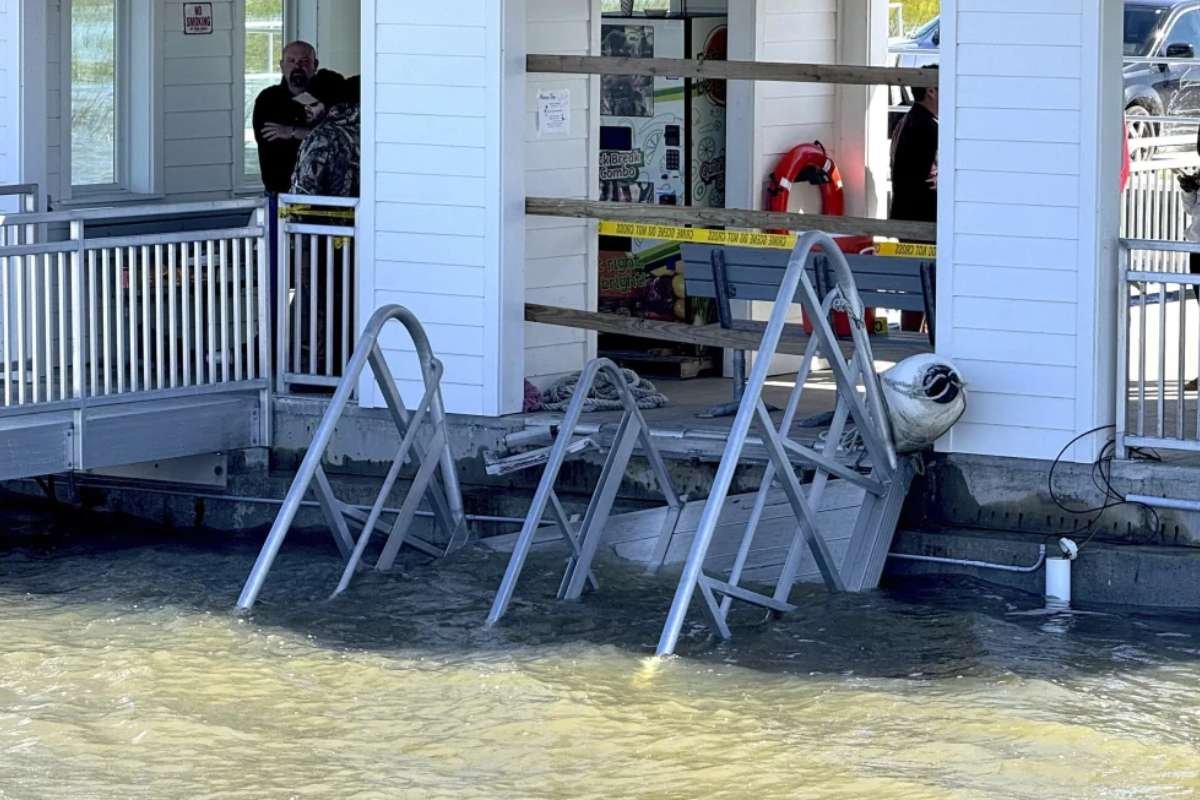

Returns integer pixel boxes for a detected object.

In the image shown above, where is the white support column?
[358,0,526,417]
[836,0,890,219]
[937,0,1123,463]
[1,0,48,198]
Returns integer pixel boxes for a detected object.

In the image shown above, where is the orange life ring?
[767,141,845,218]
[766,141,872,252]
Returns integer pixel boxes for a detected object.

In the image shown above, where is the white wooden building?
[0,0,1129,465]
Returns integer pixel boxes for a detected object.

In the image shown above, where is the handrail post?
[1116,241,1130,460]
[69,221,85,402]
[256,202,273,445]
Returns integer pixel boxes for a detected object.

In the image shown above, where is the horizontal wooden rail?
[527,55,939,88]
[526,197,937,242]
[524,304,930,363]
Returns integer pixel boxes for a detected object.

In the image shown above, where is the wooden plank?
[526,55,939,88]
[524,303,932,362]
[527,197,938,242]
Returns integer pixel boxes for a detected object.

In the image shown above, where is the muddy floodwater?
[1,508,1199,799]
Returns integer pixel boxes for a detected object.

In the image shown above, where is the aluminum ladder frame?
[237,304,467,610]
[486,357,685,625]
[656,231,904,656]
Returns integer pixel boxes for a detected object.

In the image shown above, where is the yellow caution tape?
[597,220,936,259]
[280,205,356,221]
[874,241,937,259]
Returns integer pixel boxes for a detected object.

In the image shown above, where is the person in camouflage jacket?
[291,75,361,197]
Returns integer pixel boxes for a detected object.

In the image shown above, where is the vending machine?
[690,16,727,211]
[597,15,728,369]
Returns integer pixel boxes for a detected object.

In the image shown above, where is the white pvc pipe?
[1044,557,1072,609]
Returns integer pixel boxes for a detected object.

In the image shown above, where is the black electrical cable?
[1047,424,1161,549]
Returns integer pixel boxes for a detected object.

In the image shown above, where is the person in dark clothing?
[890,70,938,224]
[890,66,938,331]
[252,41,343,194]
[291,74,361,198]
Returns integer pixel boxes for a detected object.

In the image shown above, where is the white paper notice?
[537,90,570,137]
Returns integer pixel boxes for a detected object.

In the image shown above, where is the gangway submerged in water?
[485,232,917,655]
[236,305,468,609]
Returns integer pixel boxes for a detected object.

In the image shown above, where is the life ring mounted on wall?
[769,141,877,336]
[766,140,846,218]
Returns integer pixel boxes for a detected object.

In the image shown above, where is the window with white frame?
[70,0,121,189]
[65,0,155,200]
[243,0,286,185]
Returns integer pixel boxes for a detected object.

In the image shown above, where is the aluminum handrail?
[1122,238,1200,254]
[656,231,903,656]
[236,303,465,610]
[277,194,359,208]
[0,198,264,227]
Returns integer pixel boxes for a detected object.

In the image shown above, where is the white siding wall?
[523,0,596,386]
[755,0,838,214]
[47,0,62,200]
[42,0,236,203]
[938,0,1121,463]
[0,0,14,189]
[359,0,525,417]
[728,0,840,374]
[161,0,236,199]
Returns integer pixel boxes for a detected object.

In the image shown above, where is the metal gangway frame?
[656,231,908,656]
[486,358,685,625]
[237,304,467,610]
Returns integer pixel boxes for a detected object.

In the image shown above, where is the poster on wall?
[600,25,656,117]
[183,3,214,35]
[536,90,570,137]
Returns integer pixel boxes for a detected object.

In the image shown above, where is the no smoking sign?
[183,3,213,35]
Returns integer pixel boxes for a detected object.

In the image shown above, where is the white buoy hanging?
[880,354,968,454]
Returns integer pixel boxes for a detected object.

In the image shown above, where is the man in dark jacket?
[252,41,343,194]
[890,70,938,224]
[890,66,938,330]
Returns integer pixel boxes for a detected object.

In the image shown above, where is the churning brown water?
[1,508,1199,799]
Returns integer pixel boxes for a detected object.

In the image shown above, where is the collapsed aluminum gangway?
[236,305,467,609]
[487,231,914,656]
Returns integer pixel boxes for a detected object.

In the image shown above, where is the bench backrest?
[680,244,932,313]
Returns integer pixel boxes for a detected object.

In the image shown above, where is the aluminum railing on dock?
[0,199,272,478]
[1118,238,1200,457]
[276,194,357,393]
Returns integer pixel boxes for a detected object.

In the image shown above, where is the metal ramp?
[656,231,911,655]
[486,232,914,655]
[236,305,467,610]
[486,358,685,625]
[0,196,273,483]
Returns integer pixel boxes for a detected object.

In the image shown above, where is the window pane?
[245,0,284,181]
[71,0,117,187]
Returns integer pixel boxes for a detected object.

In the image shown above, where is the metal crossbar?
[486,357,684,625]
[656,231,907,656]
[236,304,467,610]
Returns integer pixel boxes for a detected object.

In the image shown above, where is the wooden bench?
[679,243,936,347]
[522,241,935,375]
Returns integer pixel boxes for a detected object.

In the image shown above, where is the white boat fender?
[880,354,968,453]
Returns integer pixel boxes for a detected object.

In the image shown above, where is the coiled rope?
[542,368,669,412]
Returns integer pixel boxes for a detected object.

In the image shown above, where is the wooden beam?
[526,55,939,88]
[526,197,937,242]
[524,304,930,363]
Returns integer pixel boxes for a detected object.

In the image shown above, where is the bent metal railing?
[1117,238,1200,457]
[236,304,467,610]
[0,199,271,422]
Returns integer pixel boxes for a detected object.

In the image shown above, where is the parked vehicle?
[889,2,1200,156]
